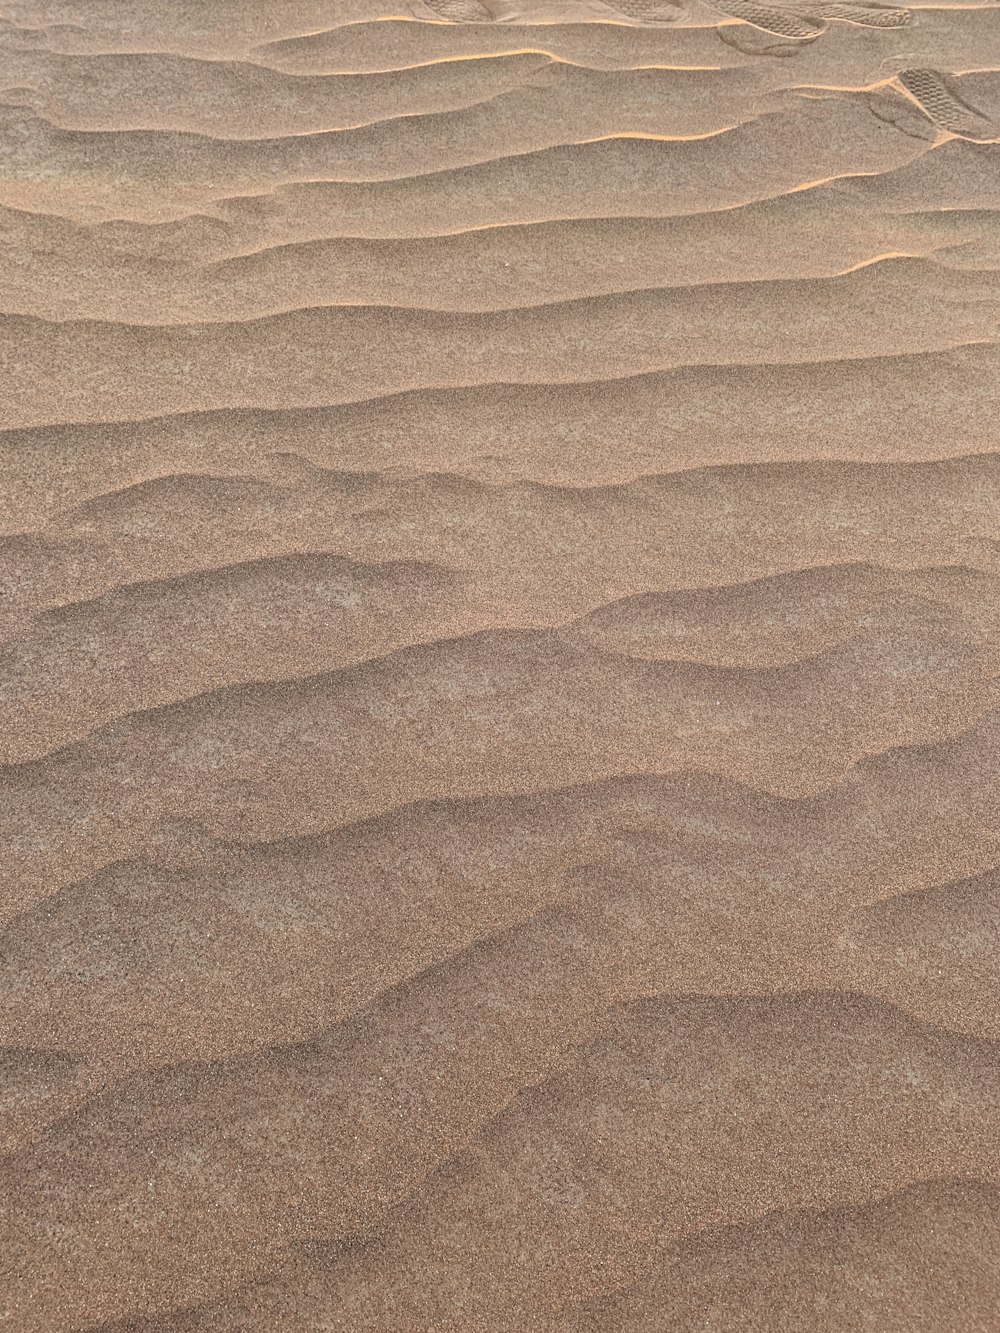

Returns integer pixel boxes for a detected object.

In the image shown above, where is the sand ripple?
[2,1,1000,1329]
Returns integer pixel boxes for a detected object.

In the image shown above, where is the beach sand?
[2,0,1000,1328]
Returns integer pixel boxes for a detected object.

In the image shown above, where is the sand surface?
[2,0,1000,1329]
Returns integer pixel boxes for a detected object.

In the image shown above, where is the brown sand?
[2,0,1000,1329]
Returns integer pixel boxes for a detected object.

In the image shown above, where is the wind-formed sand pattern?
[1,0,1000,1329]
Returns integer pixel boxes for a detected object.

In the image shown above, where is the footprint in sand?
[600,0,685,20]
[420,0,494,20]
[867,68,997,143]
[810,1,910,26]
[896,68,999,141]
[710,0,826,39]
[710,0,909,52]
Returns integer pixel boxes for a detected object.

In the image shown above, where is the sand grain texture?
[2,0,1000,1330]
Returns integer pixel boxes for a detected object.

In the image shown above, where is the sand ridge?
[2,0,1000,1329]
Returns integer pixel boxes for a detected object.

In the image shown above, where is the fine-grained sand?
[2,1,1000,1329]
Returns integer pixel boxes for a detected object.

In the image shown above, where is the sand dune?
[3,0,1000,1329]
